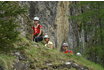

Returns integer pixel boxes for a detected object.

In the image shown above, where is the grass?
[0,54,15,70]
[24,45,67,68]
[23,41,104,70]
[0,37,104,70]
[70,56,104,70]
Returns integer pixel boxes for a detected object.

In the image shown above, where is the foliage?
[70,1,104,66]
[0,54,15,70]
[0,2,26,52]
[17,39,104,70]
[0,37,104,70]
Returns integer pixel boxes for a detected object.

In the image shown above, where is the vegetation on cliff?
[0,1,104,70]
[0,1,26,52]
[0,37,104,70]
[70,1,104,66]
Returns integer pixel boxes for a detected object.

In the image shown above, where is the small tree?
[0,1,26,52]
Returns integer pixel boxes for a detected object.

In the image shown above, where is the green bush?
[0,2,26,52]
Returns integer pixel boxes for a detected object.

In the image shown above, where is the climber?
[62,43,73,54]
[43,34,54,49]
[32,17,43,42]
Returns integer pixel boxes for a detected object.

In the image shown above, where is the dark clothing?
[33,34,43,42]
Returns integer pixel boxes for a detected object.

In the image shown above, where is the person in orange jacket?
[62,43,73,54]
[32,17,43,42]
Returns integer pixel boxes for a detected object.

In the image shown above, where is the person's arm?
[50,44,54,49]
[37,25,43,37]
[37,28,42,37]
[70,50,73,55]
[49,42,54,49]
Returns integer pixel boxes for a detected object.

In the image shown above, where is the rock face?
[19,1,86,51]
[28,1,58,47]
[55,2,70,50]
[27,1,71,50]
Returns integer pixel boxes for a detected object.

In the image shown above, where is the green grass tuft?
[0,37,104,70]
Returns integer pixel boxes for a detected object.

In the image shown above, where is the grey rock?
[0,66,4,70]
[14,51,27,61]
[13,61,29,70]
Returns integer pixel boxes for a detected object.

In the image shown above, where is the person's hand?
[37,35,39,37]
